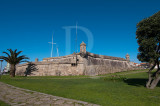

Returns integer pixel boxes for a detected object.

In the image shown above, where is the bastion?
[16,42,132,76]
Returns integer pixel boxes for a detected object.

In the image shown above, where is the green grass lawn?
[0,70,160,106]
[0,100,9,106]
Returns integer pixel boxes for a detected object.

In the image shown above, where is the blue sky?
[0,0,160,68]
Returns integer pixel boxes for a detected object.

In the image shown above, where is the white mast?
[76,22,78,53]
[48,34,56,57]
[75,22,78,65]
[56,46,59,57]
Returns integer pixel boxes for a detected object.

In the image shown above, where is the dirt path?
[0,82,99,106]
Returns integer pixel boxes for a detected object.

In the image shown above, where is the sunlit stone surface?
[16,42,132,76]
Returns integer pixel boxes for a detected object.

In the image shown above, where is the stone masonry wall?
[16,54,85,76]
[83,55,131,76]
[16,62,84,76]
[16,53,131,76]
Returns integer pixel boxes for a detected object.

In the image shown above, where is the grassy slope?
[0,70,160,106]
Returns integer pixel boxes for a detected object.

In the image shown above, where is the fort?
[16,42,132,76]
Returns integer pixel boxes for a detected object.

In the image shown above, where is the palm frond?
[1,49,29,65]
[8,49,14,57]
[0,56,9,63]
[15,51,23,57]
[20,60,29,63]
[3,51,11,58]
[18,55,29,60]
[14,49,17,54]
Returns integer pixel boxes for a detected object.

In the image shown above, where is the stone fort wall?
[16,42,132,76]
[83,56,130,76]
[16,53,131,76]
[16,54,85,76]
[82,52,131,76]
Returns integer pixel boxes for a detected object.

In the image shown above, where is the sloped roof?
[80,41,86,46]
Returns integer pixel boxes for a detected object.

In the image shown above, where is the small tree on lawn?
[0,49,29,77]
[136,11,160,89]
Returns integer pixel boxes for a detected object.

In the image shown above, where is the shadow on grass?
[124,78,160,87]
[123,78,147,87]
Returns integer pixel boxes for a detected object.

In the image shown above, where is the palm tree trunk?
[10,64,16,77]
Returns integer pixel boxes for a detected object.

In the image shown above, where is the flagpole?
[76,22,78,65]
[76,22,78,53]
[48,34,56,57]
[51,35,53,57]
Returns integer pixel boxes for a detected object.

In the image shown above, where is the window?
[71,63,77,66]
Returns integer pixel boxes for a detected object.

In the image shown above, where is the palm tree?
[0,49,29,77]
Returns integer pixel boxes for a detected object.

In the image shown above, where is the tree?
[0,49,29,77]
[136,11,160,89]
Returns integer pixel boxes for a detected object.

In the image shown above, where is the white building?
[3,63,10,73]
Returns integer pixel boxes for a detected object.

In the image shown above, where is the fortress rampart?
[16,42,132,76]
